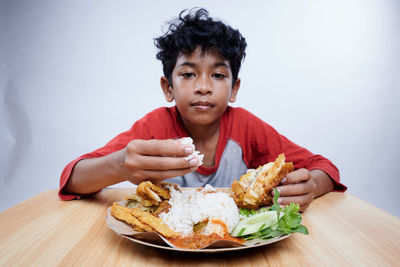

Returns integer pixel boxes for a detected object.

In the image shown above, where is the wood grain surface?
[0,188,399,266]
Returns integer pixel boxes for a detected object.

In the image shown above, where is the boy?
[60,8,346,211]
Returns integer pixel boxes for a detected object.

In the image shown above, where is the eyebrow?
[177,62,230,69]
[178,62,196,68]
[214,62,230,69]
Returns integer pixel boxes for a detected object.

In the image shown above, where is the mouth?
[191,101,215,110]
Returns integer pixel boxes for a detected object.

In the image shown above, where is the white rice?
[159,184,239,237]
[180,137,204,166]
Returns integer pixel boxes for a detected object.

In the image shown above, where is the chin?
[186,116,219,128]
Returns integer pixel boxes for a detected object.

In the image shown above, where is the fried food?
[231,153,294,209]
[110,202,177,238]
[125,181,174,211]
[125,193,156,207]
[136,181,171,203]
[153,201,171,217]
[110,203,154,232]
[131,207,179,238]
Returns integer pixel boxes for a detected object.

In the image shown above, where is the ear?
[229,78,240,103]
[160,76,174,102]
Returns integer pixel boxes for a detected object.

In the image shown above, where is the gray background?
[1,0,399,217]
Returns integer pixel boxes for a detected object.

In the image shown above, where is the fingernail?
[281,177,287,183]
[277,188,281,194]
[184,147,194,154]
[277,198,283,203]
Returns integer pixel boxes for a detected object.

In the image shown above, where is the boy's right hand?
[121,139,199,184]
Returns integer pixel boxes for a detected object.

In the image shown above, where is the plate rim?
[118,231,291,253]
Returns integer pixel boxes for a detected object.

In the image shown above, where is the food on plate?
[158,185,239,237]
[111,202,178,237]
[231,188,309,239]
[110,203,154,232]
[180,137,204,166]
[130,207,179,238]
[109,157,307,249]
[231,153,294,209]
[110,181,244,249]
[231,210,279,237]
[158,185,244,248]
[152,200,172,217]
[136,181,171,204]
[125,182,176,212]
[125,193,154,208]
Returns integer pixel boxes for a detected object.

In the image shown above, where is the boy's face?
[161,47,240,129]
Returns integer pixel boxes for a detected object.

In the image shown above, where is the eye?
[213,73,226,79]
[181,72,195,78]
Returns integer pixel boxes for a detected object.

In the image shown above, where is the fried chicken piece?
[136,181,171,203]
[130,207,179,238]
[231,180,245,207]
[110,203,154,232]
[231,153,294,209]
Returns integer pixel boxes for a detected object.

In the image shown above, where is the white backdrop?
[1,0,399,217]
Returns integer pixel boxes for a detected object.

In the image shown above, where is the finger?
[275,179,316,197]
[276,193,314,207]
[128,139,194,157]
[127,154,199,171]
[281,168,310,185]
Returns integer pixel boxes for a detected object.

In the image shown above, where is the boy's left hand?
[273,168,317,212]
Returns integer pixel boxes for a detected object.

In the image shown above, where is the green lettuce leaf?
[239,208,257,217]
[233,188,309,239]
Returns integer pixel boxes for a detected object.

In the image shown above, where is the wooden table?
[1,188,399,266]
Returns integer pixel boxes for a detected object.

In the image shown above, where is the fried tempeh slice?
[110,203,153,232]
[130,207,179,238]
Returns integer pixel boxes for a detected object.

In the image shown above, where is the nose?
[195,75,213,95]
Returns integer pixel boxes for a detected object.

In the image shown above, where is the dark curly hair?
[154,8,247,87]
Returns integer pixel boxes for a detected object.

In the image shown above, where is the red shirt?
[59,106,346,200]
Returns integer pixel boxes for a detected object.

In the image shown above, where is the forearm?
[310,169,334,198]
[63,149,128,195]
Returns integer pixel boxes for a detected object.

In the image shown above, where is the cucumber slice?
[231,211,278,237]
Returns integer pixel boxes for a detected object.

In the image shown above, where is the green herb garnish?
[231,188,309,239]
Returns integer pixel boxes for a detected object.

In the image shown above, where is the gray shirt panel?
[165,139,248,187]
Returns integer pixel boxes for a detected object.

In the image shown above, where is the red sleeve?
[278,135,346,192]
[58,128,137,200]
[230,108,346,192]
[58,107,182,200]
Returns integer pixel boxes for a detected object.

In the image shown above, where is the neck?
[183,119,220,167]
[183,119,220,145]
